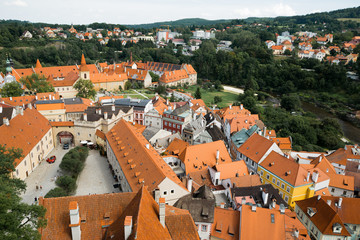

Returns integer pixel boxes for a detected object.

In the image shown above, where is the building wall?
[14,129,54,180]
[195,222,212,240]
[157,177,189,206]
[52,126,76,147]
[54,85,78,98]
[144,109,162,129]
[38,109,66,122]
[93,80,126,92]
[329,187,354,198]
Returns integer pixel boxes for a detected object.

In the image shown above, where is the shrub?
[56,176,77,194]
[59,157,84,177]
[44,187,68,198]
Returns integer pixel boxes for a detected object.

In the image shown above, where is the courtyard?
[21,145,117,204]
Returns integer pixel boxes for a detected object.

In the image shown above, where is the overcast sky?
[2,0,359,25]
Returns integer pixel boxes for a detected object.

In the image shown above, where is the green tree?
[155,85,166,94]
[55,176,76,194]
[124,81,132,90]
[0,145,47,240]
[214,96,222,104]
[280,94,301,112]
[1,81,23,97]
[44,187,68,198]
[20,73,54,93]
[73,79,96,99]
[170,93,175,102]
[149,72,160,83]
[194,87,202,99]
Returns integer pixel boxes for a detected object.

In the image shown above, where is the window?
[78,132,80,136]
[24,160,27,166]
[37,145,40,151]
[201,225,207,232]
[277,181,280,186]
[279,192,283,197]
[170,190,174,194]
[169,123,172,127]
[272,178,276,184]
[163,191,167,195]
[286,187,290,193]
[31,152,33,158]
[343,191,346,195]
[260,170,263,176]
[164,122,167,126]
[284,195,289,202]
[281,183,285,189]
[177,125,180,129]
[89,134,92,137]
[16,169,19,176]
[266,174,270,180]
[331,188,335,193]
[251,161,255,166]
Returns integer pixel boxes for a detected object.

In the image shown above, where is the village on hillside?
[0,49,360,240]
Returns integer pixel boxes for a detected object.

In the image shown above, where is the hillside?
[125,18,230,29]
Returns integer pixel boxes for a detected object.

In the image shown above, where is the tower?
[79,54,90,80]
[35,59,42,68]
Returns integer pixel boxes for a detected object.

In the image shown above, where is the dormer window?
[333,223,342,233]
[307,207,317,217]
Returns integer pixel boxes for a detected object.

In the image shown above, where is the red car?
[46,156,56,163]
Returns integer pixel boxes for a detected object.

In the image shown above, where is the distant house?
[21,30,33,39]
[271,45,285,55]
[265,40,275,49]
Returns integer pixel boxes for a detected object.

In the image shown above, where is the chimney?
[83,113,87,121]
[251,204,257,212]
[0,106,2,113]
[317,195,321,200]
[104,112,108,120]
[216,150,220,161]
[49,94,51,100]
[10,97,12,101]
[229,104,232,109]
[28,103,32,109]
[187,178,193,192]
[112,105,115,111]
[263,126,267,137]
[240,104,243,110]
[159,198,166,227]
[294,229,299,238]
[124,216,132,240]
[271,200,276,209]
[312,170,319,182]
[154,189,160,203]
[69,201,81,240]
[327,200,332,206]
[241,197,246,205]
[306,171,310,182]
[338,198,343,208]
[220,202,225,209]
[155,93,159,100]
[262,189,269,205]
[279,204,285,214]
[20,107,24,116]
[98,108,102,115]
[3,117,9,126]
[166,99,169,105]
[35,95,38,100]
[319,156,322,162]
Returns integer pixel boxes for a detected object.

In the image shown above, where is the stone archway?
[57,131,74,145]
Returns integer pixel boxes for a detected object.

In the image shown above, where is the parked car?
[63,143,69,150]
[46,155,56,163]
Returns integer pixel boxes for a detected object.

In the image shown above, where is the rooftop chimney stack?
[263,126,267,137]
[0,106,2,113]
[327,200,332,206]
[20,107,24,116]
[104,112,108,120]
[187,178,193,192]
[98,109,102,115]
[159,198,166,228]
[216,150,220,161]
[220,202,225,209]
[338,198,343,208]
[229,105,232,109]
[154,189,160,203]
[83,113,87,121]
[312,170,319,182]
[279,204,285,214]
[271,200,276,209]
[112,105,115,112]
[28,103,32,109]
[262,189,269,205]
[124,216,133,240]
[306,171,310,182]
[251,204,257,212]
[241,197,246,205]
[35,95,38,100]
[240,104,243,110]
[69,201,81,240]
[3,117,9,126]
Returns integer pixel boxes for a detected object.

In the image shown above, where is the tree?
[155,85,166,94]
[20,73,54,93]
[280,94,301,112]
[194,87,202,99]
[73,79,96,100]
[214,96,222,104]
[55,176,76,194]
[0,145,46,240]
[124,81,132,90]
[170,93,175,102]
[44,187,68,198]
[1,81,23,97]
[149,72,160,83]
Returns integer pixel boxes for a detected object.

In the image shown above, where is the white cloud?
[233,3,296,18]
[5,0,28,7]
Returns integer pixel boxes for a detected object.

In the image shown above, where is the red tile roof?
[237,133,276,163]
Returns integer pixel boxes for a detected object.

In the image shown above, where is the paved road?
[21,146,67,204]
[223,85,244,94]
[133,89,149,99]
[75,151,118,196]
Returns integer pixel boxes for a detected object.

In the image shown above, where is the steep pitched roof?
[296,196,351,236]
[165,138,189,156]
[217,105,251,121]
[214,161,249,179]
[179,140,232,175]
[228,114,259,133]
[0,108,51,167]
[237,133,276,163]
[240,205,286,240]
[106,119,187,192]
[211,207,240,240]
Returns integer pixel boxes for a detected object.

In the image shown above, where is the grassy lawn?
[186,86,239,107]
[338,18,360,23]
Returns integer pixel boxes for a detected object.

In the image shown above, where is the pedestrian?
[40,185,42,190]
[34,197,37,202]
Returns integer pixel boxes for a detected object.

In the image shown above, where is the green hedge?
[44,187,68,198]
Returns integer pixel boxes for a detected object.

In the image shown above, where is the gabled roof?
[296,196,351,236]
[228,114,259,133]
[271,137,292,151]
[214,161,249,180]
[211,207,240,240]
[0,108,51,167]
[165,138,189,156]
[217,105,251,121]
[240,205,286,240]
[95,129,106,140]
[106,119,187,192]
[237,133,276,163]
[179,140,232,175]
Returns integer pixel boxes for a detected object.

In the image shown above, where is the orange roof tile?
[0,95,36,107]
[95,129,106,140]
[50,121,74,127]
[237,133,276,163]
[271,137,292,151]
[228,114,259,133]
[0,108,51,167]
[229,175,262,188]
[240,205,286,240]
[36,102,65,111]
[214,161,249,179]
[106,119,187,192]
[179,141,232,175]
[165,138,189,156]
[211,207,240,240]
[217,105,251,121]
